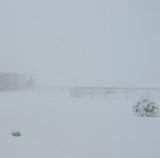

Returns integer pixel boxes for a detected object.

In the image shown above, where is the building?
[0,72,34,90]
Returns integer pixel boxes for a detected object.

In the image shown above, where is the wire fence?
[69,87,160,100]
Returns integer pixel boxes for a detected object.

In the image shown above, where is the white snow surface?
[0,89,160,158]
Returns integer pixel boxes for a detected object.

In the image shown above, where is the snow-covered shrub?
[133,98,159,117]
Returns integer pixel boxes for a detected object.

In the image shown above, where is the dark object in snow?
[133,98,159,117]
[11,131,22,137]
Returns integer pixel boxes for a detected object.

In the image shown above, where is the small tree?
[133,98,159,117]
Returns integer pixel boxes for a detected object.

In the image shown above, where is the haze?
[0,0,160,87]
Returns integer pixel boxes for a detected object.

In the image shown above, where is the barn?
[0,72,34,90]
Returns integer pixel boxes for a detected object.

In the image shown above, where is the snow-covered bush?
[133,98,159,117]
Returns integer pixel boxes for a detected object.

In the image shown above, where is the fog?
[0,0,160,87]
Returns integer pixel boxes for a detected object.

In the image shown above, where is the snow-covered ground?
[0,89,160,158]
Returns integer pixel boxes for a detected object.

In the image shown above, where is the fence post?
[126,88,128,100]
[147,88,150,99]
[105,89,107,99]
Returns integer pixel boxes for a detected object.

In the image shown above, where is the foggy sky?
[0,0,160,86]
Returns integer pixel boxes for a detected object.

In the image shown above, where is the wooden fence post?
[126,88,128,100]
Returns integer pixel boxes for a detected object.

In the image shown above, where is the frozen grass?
[0,90,160,158]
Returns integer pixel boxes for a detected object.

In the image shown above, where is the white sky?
[0,0,160,86]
